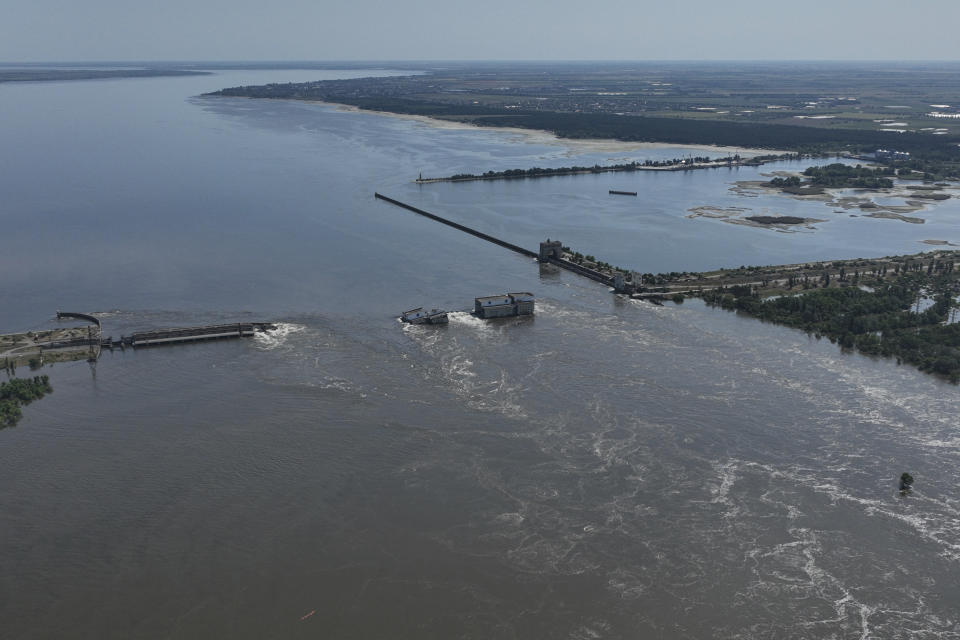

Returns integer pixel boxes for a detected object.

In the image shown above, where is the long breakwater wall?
[374,193,538,259]
[374,193,614,287]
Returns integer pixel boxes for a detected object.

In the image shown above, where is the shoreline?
[301,99,789,157]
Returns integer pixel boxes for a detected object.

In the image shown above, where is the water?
[2,68,959,639]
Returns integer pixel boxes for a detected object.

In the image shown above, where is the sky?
[2,0,958,62]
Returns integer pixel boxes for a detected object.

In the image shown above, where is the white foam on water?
[709,460,738,506]
[496,511,526,523]
[468,369,527,417]
[263,374,358,396]
[781,344,960,462]
[627,298,672,317]
[87,309,125,318]
[722,457,960,633]
[792,476,960,563]
[606,567,648,600]
[400,309,536,418]
[446,310,498,334]
[919,437,960,449]
[570,620,612,640]
[253,322,306,349]
[317,377,355,393]
[741,525,878,637]
[400,321,444,349]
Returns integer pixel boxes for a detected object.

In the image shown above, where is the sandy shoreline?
[310,100,783,157]
[687,205,824,232]
[729,179,949,220]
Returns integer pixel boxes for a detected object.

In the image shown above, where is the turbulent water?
[2,68,959,639]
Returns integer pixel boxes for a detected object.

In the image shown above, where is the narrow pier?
[375,193,615,287]
[374,193,538,259]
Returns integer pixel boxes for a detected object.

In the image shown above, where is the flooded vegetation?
[702,266,960,382]
[0,375,52,427]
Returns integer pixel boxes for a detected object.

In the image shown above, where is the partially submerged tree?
[899,472,914,492]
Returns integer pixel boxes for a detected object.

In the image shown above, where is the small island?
[769,163,896,193]
[415,154,797,183]
[686,206,824,229]
[744,216,809,225]
[718,160,958,226]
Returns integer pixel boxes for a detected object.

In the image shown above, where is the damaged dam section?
[375,192,960,383]
[2,313,278,371]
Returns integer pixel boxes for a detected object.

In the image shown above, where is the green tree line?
[703,272,960,382]
[802,163,895,188]
[439,156,741,181]
[1,375,53,428]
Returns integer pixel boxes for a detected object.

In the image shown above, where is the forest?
[702,269,960,382]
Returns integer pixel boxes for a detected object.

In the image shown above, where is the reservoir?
[1,67,959,638]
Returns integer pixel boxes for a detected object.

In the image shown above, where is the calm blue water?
[1,68,959,639]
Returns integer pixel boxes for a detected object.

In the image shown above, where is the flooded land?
[3,64,960,639]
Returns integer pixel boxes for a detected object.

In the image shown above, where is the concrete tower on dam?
[539,239,563,261]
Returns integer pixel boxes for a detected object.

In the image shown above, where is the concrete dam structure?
[374,194,615,287]
[474,293,535,319]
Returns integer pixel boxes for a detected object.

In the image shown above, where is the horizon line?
[4,58,960,66]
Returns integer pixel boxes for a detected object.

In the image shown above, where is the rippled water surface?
[2,69,959,639]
